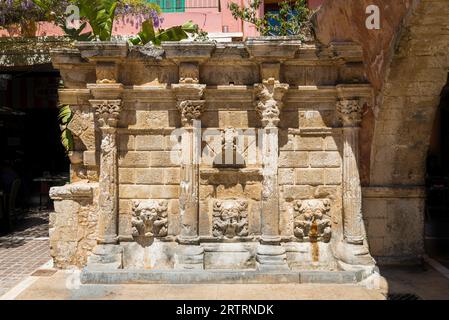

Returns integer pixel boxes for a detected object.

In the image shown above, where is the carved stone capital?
[177,100,206,126]
[336,99,362,127]
[254,78,289,127]
[293,199,332,243]
[91,100,122,128]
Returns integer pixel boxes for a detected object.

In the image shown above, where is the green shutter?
[148,0,185,13]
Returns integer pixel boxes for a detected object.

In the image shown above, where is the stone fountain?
[49,37,379,285]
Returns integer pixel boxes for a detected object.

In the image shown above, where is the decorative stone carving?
[213,127,245,168]
[89,99,122,246]
[179,62,200,84]
[96,62,118,84]
[293,199,332,243]
[254,78,289,127]
[177,100,206,126]
[131,200,169,238]
[336,99,362,127]
[92,100,122,128]
[212,200,249,239]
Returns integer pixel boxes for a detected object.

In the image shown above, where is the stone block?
[362,199,387,219]
[149,185,180,199]
[118,135,135,151]
[309,152,342,168]
[279,168,295,185]
[119,199,132,215]
[135,135,165,151]
[367,218,387,237]
[218,111,249,127]
[295,136,323,151]
[163,168,181,185]
[83,151,97,166]
[119,168,135,184]
[199,185,215,200]
[119,185,152,199]
[295,169,324,186]
[216,184,244,198]
[279,151,309,168]
[243,185,261,201]
[150,151,179,167]
[118,151,150,168]
[281,185,315,200]
[134,168,164,185]
[324,169,342,185]
[323,136,341,151]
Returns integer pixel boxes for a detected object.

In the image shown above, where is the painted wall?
[0,0,325,38]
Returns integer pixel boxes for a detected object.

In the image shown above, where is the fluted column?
[177,99,206,244]
[254,78,289,270]
[335,99,374,267]
[173,84,206,269]
[86,99,123,270]
[92,100,121,244]
[337,99,364,244]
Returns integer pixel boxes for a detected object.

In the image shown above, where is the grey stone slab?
[81,269,366,285]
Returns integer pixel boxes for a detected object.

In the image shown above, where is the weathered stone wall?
[312,0,449,264]
[49,183,98,268]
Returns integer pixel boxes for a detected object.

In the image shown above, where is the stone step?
[81,269,365,285]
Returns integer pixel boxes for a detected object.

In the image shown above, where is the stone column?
[337,99,364,244]
[173,84,206,269]
[254,78,289,270]
[87,99,123,269]
[336,99,374,267]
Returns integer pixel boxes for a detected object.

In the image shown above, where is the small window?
[148,0,185,13]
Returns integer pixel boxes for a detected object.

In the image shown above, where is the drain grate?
[387,293,422,301]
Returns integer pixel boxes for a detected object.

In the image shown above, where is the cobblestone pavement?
[0,210,51,296]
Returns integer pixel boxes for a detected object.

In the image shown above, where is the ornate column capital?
[254,78,289,128]
[336,99,362,127]
[177,100,206,127]
[90,100,122,128]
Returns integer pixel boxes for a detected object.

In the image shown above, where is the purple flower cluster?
[116,2,164,29]
[0,0,68,27]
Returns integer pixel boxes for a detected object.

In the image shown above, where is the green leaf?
[58,105,74,153]
[154,26,189,45]
[138,19,156,45]
[181,21,197,33]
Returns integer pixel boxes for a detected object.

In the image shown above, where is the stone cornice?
[49,182,98,200]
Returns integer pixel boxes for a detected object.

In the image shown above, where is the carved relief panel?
[212,200,249,239]
[131,200,169,238]
[293,199,332,243]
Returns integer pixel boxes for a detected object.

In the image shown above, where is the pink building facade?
[0,0,325,39]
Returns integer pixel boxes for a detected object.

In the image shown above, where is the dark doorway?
[425,74,449,268]
[0,71,69,235]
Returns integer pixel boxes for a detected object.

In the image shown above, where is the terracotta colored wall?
[313,0,413,92]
